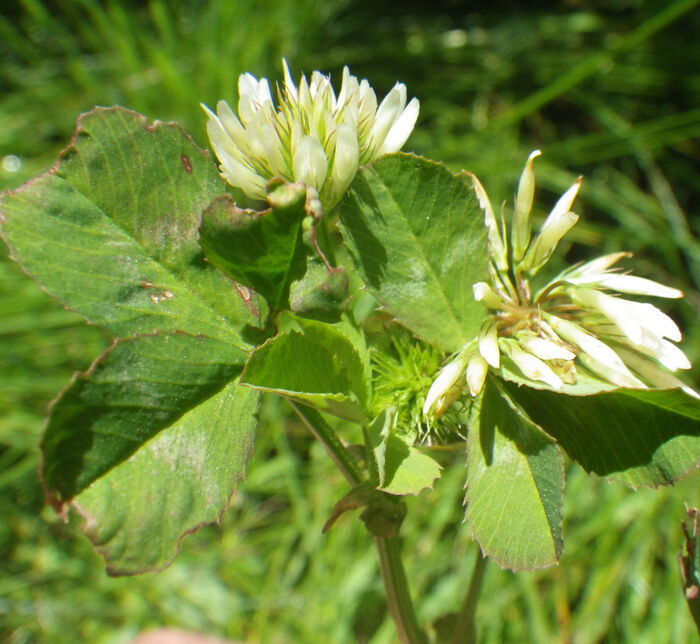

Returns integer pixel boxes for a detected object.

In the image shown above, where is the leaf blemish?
[181,154,193,174]
[149,290,174,303]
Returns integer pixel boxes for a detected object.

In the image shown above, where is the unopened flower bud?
[501,338,563,389]
[423,353,469,416]
[473,282,502,308]
[478,324,500,368]
[512,150,541,261]
[466,354,489,396]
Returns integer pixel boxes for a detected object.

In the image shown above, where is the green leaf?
[241,318,368,421]
[42,332,250,502]
[42,332,257,574]
[366,408,441,495]
[289,259,349,322]
[502,381,700,488]
[366,409,391,487]
[381,438,442,496]
[340,153,489,351]
[465,377,564,570]
[72,379,256,575]
[199,181,309,312]
[0,107,258,343]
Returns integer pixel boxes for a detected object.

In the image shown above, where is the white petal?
[215,100,250,153]
[466,355,488,396]
[244,110,269,160]
[478,324,500,368]
[309,71,324,98]
[215,150,266,199]
[237,94,256,126]
[630,332,692,371]
[379,97,420,154]
[597,274,682,299]
[293,135,328,190]
[282,58,298,101]
[570,252,631,277]
[577,352,646,389]
[238,72,259,101]
[574,289,643,344]
[200,102,217,120]
[423,354,468,414]
[336,66,358,109]
[655,339,691,371]
[614,348,699,398]
[504,339,562,389]
[261,123,288,177]
[546,314,639,382]
[518,334,576,361]
[368,84,404,153]
[205,117,251,173]
[523,210,578,270]
[257,77,272,105]
[512,149,541,261]
[622,300,681,342]
[298,74,312,112]
[472,282,502,308]
[357,80,378,145]
[237,73,271,124]
[549,176,582,222]
[329,122,360,194]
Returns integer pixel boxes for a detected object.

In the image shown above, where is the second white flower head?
[424,151,694,417]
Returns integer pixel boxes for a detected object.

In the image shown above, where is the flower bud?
[501,338,563,389]
[512,150,541,261]
[293,136,328,191]
[478,323,500,368]
[423,353,469,416]
[473,282,502,308]
[522,210,578,272]
[466,354,489,396]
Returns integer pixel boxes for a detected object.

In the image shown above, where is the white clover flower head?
[201,59,419,209]
[424,151,693,417]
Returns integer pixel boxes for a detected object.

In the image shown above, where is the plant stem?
[288,399,427,643]
[316,215,338,268]
[452,547,488,644]
[286,399,361,485]
[374,536,428,644]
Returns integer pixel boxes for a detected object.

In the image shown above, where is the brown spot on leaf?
[181,154,193,174]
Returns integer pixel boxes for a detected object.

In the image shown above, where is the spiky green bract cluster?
[370,326,464,445]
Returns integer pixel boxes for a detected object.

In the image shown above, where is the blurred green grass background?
[1,0,700,642]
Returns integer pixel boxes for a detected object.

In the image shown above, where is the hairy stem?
[286,399,361,485]
[375,536,428,644]
[288,399,427,643]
